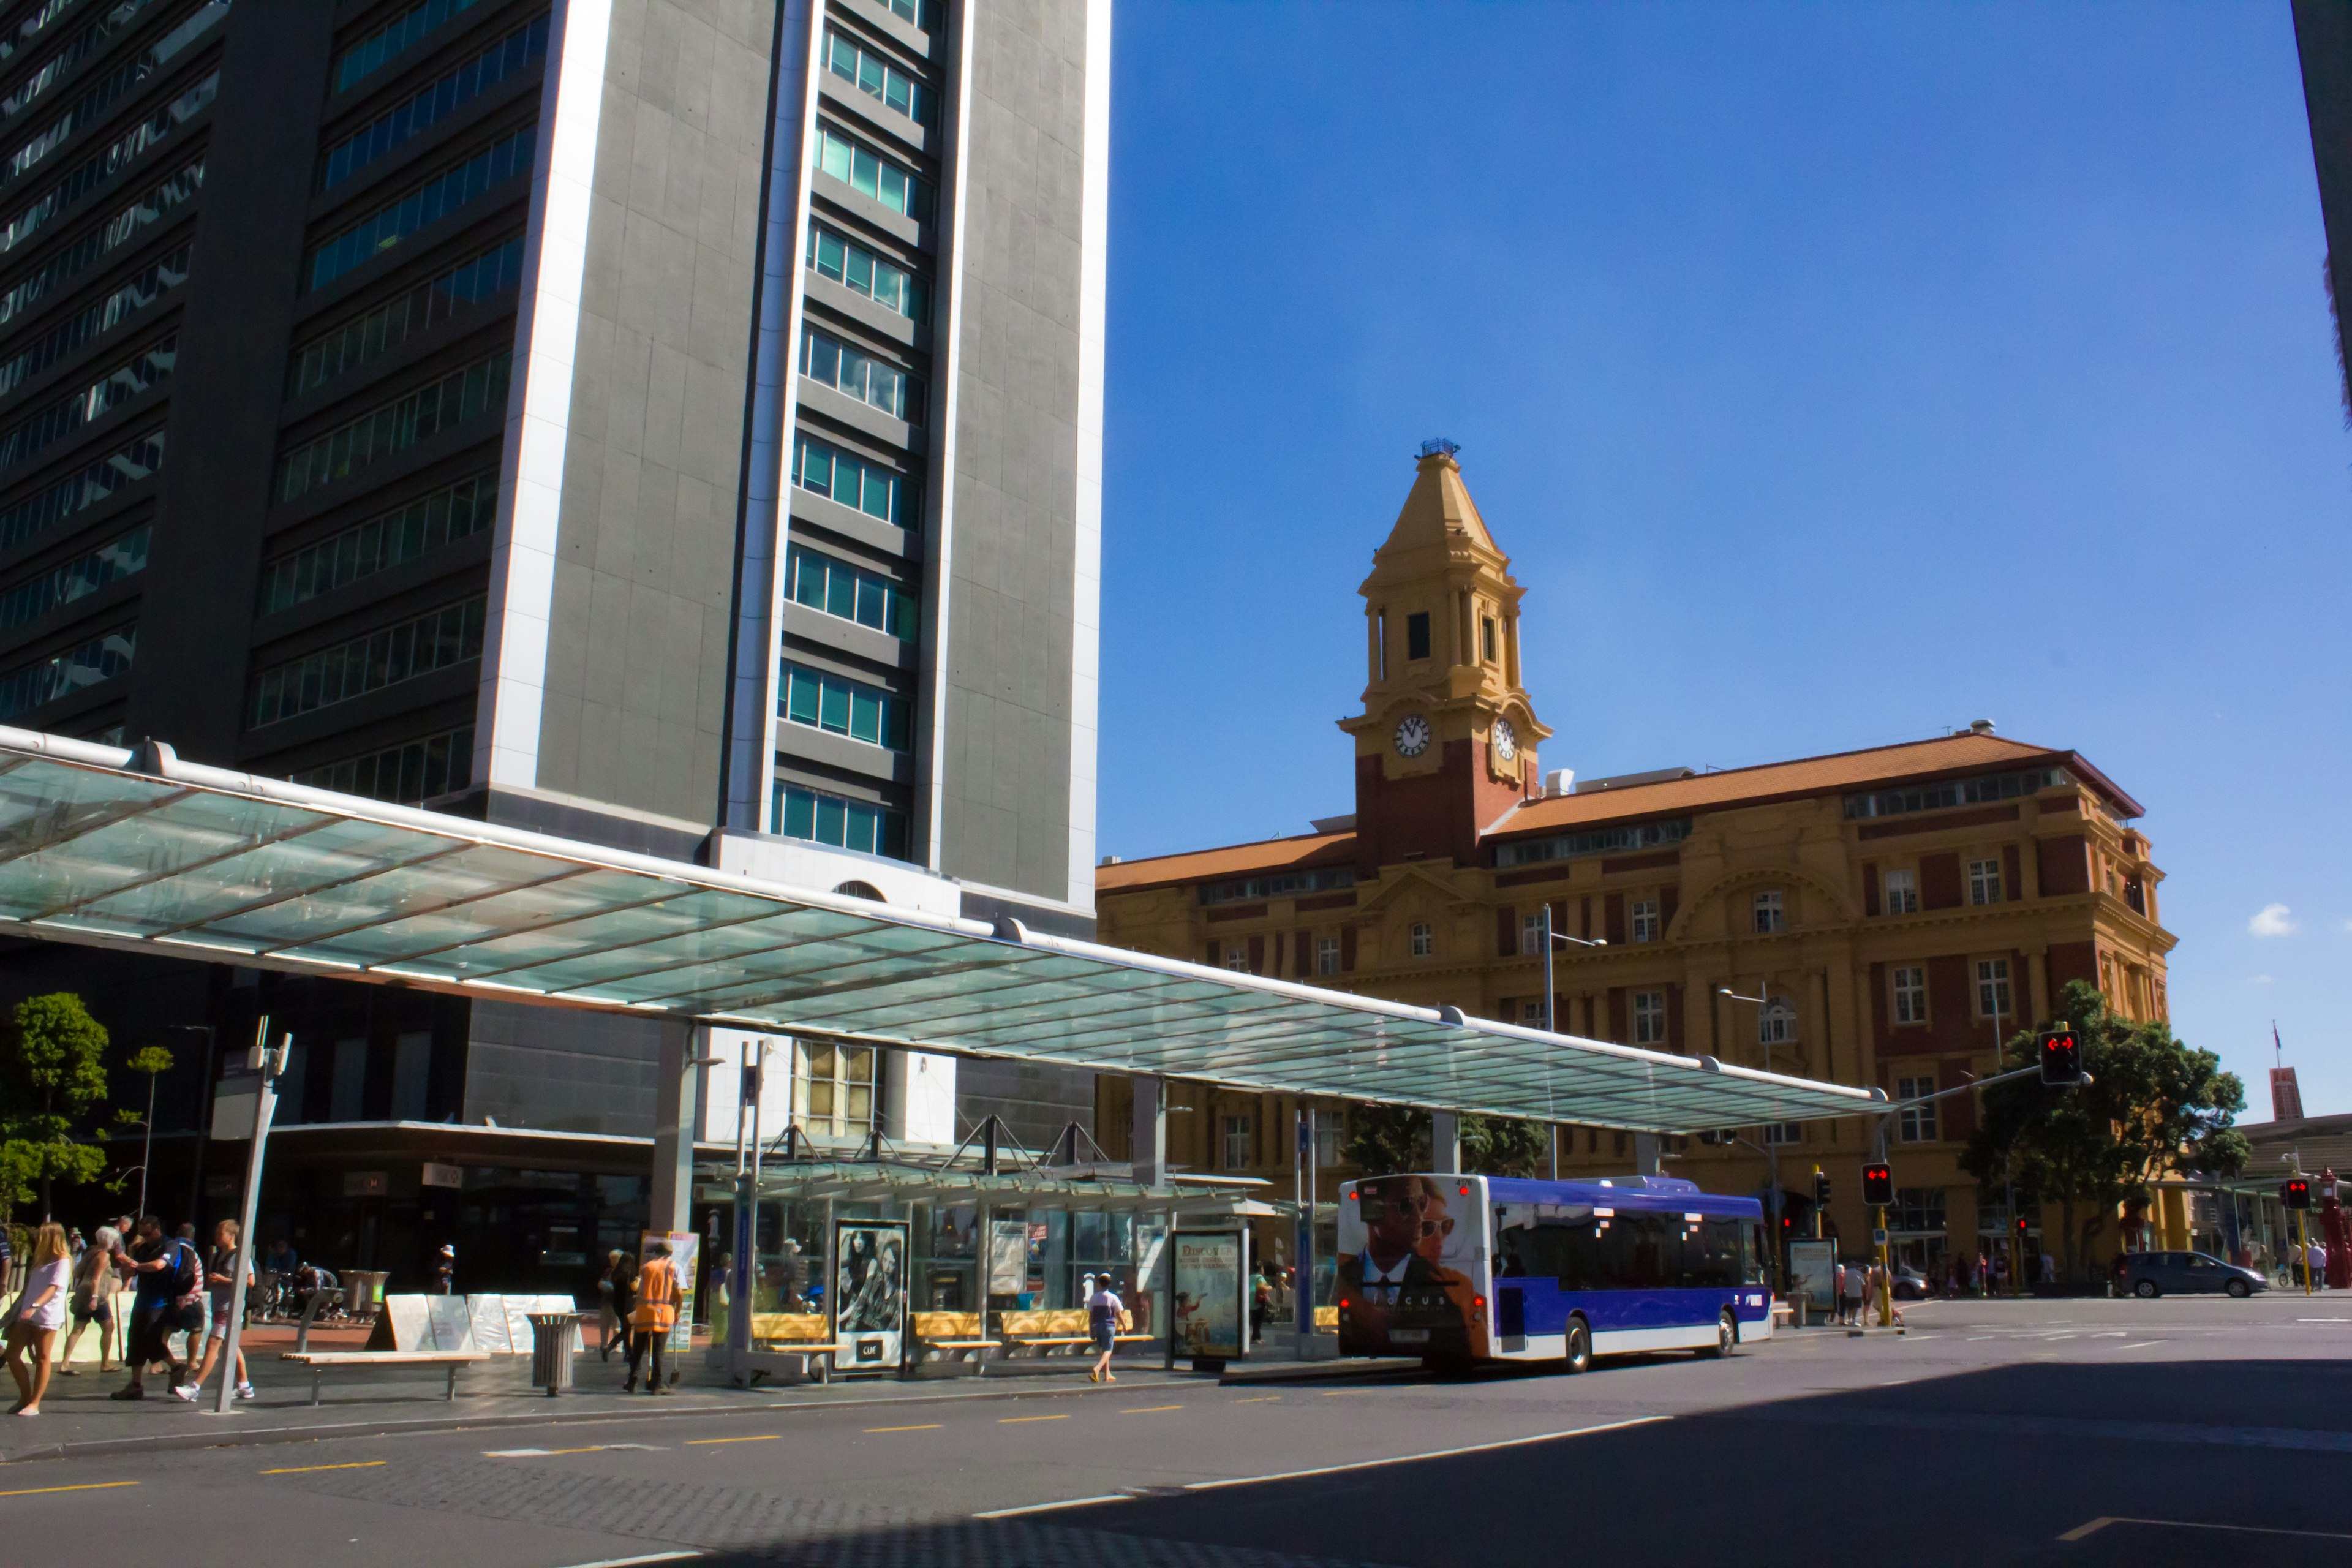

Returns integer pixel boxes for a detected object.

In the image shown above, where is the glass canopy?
[0,727,1881,1133]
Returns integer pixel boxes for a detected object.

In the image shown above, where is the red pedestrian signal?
[2014,1216,2030,1237]
[2285,1177,2312,1211]
[2038,1027,2083,1086]
[1861,1162,1893,1207]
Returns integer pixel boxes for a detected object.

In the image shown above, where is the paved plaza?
[0,1295,2346,1566]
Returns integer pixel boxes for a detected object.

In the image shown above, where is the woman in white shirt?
[5,1223,71,1415]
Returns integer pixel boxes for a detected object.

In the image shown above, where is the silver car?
[2119,1250,2264,1298]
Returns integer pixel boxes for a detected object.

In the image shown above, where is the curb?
[1218,1357,1420,1385]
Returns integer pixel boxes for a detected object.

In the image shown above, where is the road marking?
[551,1555,701,1568]
[1319,1389,1377,1396]
[485,1444,666,1457]
[685,1434,778,1446]
[2297,1318,2350,1323]
[865,1423,943,1433]
[1185,1416,1670,1493]
[2115,1341,2166,1351]
[2060,1516,2352,1544]
[0,1480,138,1499]
[1120,1404,1184,1414]
[1233,1395,1282,1403]
[974,1494,1129,1520]
[260,1461,386,1475]
[998,1414,1070,1423]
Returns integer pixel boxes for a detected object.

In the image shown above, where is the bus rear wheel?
[1697,1310,1734,1359]
[1564,1319,1591,1374]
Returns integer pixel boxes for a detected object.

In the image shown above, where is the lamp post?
[1537,905,1605,1179]
[1719,986,1787,1286]
[172,1025,216,1234]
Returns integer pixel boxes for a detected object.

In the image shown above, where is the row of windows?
[0,0,167,126]
[791,431,908,526]
[2,0,223,189]
[287,232,521,399]
[0,238,183,398]
[1890,958,2012,1025]
[1842,766,2069,821]
[1492,1212,1752,1292]
[1896,1076,1938,1143]
[813,121,932,222]
[1494,816,1691,870]
[1219,933,1344,974]
[794,1040,876,1137]
[1201,865,1355,906]
[785,543,915,641]
[333,0,488,94]
[823,28,932,126]
[293,722,472,805]
[0,151,202,328]
[0,64,214,258]
[1514,899,1660,952]
[0,423,160,553]
[772,780,907,861]
[318,13,546,190]
[1213,1109,1350,1169]
[257,469,496,616]
[800,324,921,421]
[806,223,928,322]
[1875,857,2007,916]
[248,593,485,728]
[0,519,143,630]
[875,0,930,26]
[0,617,131,720]
[307,121,532,290]
[0,330,172,472]
[276,347,510,503]
[780,660,910,750]
[0,0,85,72]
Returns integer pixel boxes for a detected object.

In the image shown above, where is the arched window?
[833,880,886,902]
[1758,997,1795,1046]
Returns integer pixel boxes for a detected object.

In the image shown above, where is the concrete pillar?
[1634,1132,1661,1176]
[1129,1074,1165,1185]
[649,1020,701,1235]
[1430,1109,1461,1174]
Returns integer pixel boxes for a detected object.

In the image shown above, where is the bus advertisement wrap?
[1171,1231,1244,1357]
[1335,1174,1482,1360]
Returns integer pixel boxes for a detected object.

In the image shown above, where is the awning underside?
[0,730,1880,1133]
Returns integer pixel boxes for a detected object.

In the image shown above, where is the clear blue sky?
[1095,2,2351,1123]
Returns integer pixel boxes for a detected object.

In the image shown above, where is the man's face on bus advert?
[1363,1177,1450,1268]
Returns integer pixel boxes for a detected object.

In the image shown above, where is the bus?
[1334,1172,1773,1370]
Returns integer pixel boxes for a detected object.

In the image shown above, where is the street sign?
[1871,1227,1888,1246]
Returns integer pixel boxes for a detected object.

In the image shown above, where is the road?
[7,1294,2351,1566]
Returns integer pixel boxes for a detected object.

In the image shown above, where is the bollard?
[528,1313,577,1396]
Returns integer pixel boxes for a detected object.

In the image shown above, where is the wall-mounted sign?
[342,1170,388,1197]
[421,1161,462,1189]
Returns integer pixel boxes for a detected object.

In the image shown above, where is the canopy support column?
[1130,1074,1164,1185]
[1634,1131,1661,1176]
[650,1020,701,1234]
[1431,1109,1460,1174]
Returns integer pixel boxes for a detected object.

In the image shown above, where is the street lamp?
[1536,905,1605,1178]
[1719,986,1788,1286]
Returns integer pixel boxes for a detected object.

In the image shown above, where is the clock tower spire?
[1338,440,1550,871]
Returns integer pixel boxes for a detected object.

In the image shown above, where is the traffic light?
[1813,1169,1831,1208]
[2038,1026,2083,1086]
[1861,1162,1893,1207]
[2014,1216,2030,1238]
[2285,1177,2312,1211]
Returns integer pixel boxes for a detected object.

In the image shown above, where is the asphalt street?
[6,1294,2350,1567]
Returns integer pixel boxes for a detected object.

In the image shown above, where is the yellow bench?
[999,1307,1152,1357]
[1315,1305,1338,1331]
[910,1310,998,1367]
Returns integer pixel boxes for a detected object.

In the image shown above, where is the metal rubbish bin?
[527,1313,578,1397]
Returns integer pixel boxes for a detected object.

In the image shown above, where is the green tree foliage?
[1339,1106,1550,1178]
[126,1044,174,1079]
[1961,981,2244,1283]
[0,993,110,1223]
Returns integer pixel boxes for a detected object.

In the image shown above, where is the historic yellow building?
[1095,444,2176,1275]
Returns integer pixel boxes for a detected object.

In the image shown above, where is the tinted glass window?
[1691,1218,1744,1289]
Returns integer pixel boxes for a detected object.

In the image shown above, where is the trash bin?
[528,1313,577,1397]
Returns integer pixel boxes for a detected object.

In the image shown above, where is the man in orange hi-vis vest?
[626,1242,679,1395]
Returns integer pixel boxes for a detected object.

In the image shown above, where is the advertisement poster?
[1333,1175,1479,1359]
[641,1230,700,1352]
[1170,1231,1244,1359]
[832,1219,908,1374]
[1786,1239,1837,1311]
[986,1218,1028,1295]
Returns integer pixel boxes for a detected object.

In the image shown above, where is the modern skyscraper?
[0,0,1112,1278]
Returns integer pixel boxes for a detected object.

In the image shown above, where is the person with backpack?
[111,1216,201,1401]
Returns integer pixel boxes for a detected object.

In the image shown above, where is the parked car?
[1891,1265,1931,1300]
[2119,1250,2264,1298]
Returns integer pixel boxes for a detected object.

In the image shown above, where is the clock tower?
[1339,440,1551,872]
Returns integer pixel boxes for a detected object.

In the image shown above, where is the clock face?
[1393,715,1431,758]
[1493,719,1517,761]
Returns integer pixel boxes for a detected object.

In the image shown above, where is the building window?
[0,522,147,633]
[307,123,534,290]
[248,597,484,728]
[258,472,496,615]
[1480,616,1496,662]
[772,783,908,860]
[1632,991,1666,1046]
[1758,998,1794,1046]
[0,334,176,475]
[0,620,134,721]
[824,28,935,124]
[336,0,494,92]
[1753,891,1784,933]
[1406,611,1431,660]
[1897,1076,1938,1142]
[792,432,910,526]
[1891,966,1926,1025]
[1883,869,1918,914]
[1223,1115,1251,1171]
[1315,935,1339,976]
[1409,922,1433,959]
[812,121,934,220]
[277,350,511,502]
[1314,1112,1341,1166]
[781,663,911,750]
[805,224,930,322]
[1762,1122,1803,1145]
[794,1041,875,1137]
[318,15,550,190]
[1222,944,1251,973]
[1520,910,1547,953]
[1630,899,1659,943]
[1890,1188,1947,1234]
[1977,958,2011,1019]
[801,326,923,423]
[293,723,473,807]
[3,241,189,401]
[787,546,918,640]
[1522,998,1548,1027]
[1969,858,2003,905]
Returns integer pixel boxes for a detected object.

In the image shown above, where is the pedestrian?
[1250,1265,1273,1341]
[1991,1246,2010,1297]
[66,1228,85,1265]
[110,1216,200,1401]
[264,1237,298,1278]
[4,1223,70,1415]
[178,1220,254,1403]
[597,1250,625,1360]
[609,1253,639,1368]
[626,1243,678,1395]
[1087,1272,1124,1384]
[1839,1259,1865,1326]
[432,1244,455,1295]
[58,1224,120,1375]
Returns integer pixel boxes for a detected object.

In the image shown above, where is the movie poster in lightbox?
[832,1219,908,1373]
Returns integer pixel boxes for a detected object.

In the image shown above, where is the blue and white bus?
[1334,1172,1773,1370]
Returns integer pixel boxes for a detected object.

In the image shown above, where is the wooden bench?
[910,1310,998,1368]
[748,1311,848,1382]
[279,1350,486,1406]
[1314,1305,1338,1332]
[998,1308,1152,1358]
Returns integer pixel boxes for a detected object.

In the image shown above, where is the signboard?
[421,1161,462,1189]
[1170,1230,1245,1360]
[1871,1227,1889,1247]
[832,1218,907,1374]
[1786,1239,1837,1310]
[211,1068,262,1140]
[641,1231,699,1352]
[1334,1174,1482,1360]
[986,1218,1028,1295]
[342,1170,388,1197]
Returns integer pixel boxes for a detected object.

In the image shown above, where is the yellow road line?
[259,1462,385,1476]
[865,1423,943,1433]
[1233,1395,1281,1403]
[0,1480,138,1498]
[686,1434,778,1446]
[1319,1389,1376,1396]
[999,1413,1071,1423]
[1120,1404,1183,1414]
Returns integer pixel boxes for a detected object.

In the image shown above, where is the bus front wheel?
[1564,1319,1591,1375]
[1697,1310,1734,1359]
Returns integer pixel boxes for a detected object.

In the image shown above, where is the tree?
[1962,981,2244,1282]
[1340,1106,1551,1178]
[120,1043,174,1223]
[0,993,109,1224]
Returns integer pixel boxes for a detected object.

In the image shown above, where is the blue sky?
[1094,2,2351,1123]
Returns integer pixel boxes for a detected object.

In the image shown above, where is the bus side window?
[1695,1218,1744,1289]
